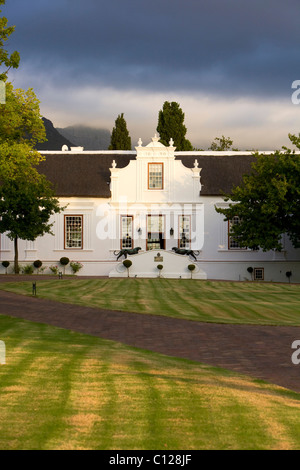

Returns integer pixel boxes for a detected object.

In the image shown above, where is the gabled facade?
[0,136,299,281]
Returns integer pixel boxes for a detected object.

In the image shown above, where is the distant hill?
[57,125,111,150]
[36,117,74,151]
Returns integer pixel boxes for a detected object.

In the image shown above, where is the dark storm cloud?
[4,0,300,97]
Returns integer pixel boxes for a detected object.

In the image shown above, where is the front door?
[147,215,165,250]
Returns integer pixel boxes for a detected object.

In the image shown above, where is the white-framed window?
[254,267,264,281]
[179,215,191,249]
[121,215,133,249]
[228,216,245,250]
[64,215,83,249]
[148,163,164,190]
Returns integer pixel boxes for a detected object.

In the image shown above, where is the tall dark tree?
[156,101,193,151]
[108,113,132,150]
[215,134,300,252]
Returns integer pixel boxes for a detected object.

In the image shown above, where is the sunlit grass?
[1,314,300,450]
[1,278,300,325]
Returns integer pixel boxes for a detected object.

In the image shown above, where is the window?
[179,215,191,249]
[65,215,83,249]
[121,216,133,249]
[148,163,163,189]
[254,268,264,281]
[228,216,244,250]
[147,215,165,250]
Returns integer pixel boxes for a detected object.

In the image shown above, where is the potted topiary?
[247,266,253,281]
[33,260,43,274]
[60,257,70,274]
[2,261,10,275]
[286,271,292,283]
[157,264,163,277]
[123,259,132,277]
[188,264,196,279]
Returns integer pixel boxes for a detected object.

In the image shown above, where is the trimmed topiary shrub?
[188,264,196,279]
[2,261,10,274]
[60,257,70,274]
[123,259,132,277]
[157,264,163,277]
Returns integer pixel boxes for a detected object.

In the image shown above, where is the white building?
[0,135,299,282]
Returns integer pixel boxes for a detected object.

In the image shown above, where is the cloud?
[4,0,300,149]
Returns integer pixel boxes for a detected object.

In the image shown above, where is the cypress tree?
[108,113,132,150]
[156,101,193,151]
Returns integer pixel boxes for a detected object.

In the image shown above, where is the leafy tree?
[156,101,193,151]
[215,135,300,252]
[0,0,20,81]
[108,113,131,150]
[0,82,46,146]
[209,135,238,151]
[0,170,63,274]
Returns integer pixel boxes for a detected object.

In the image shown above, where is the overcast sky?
[3,0,300,150]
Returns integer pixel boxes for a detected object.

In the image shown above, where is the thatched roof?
[38,151,257,198]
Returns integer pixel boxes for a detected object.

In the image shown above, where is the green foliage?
[108,113,131,150]
[1,260,9,273]
[0,0,20,81]
[215,136,300,251]
[33,260,42,269]
[70,261,83,274]
[209,135,238,151]
[156,101,193,151]
[22,264,34,275]
[0,82,46,146]
[123,259,132,277]
[0,173,62,273]
[49,265,59,275]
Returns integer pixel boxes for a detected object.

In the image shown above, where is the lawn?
[1,314,300,450]
[1,277,300,325]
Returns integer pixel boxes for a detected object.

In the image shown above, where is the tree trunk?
[14,236,19,274]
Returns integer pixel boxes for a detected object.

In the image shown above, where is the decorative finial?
[138,138,143,147]
[194,159,199,168]
[112,160,117,168]
[152,134,159,142]
[169,138,174,147]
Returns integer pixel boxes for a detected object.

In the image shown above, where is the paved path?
[0,276,300,392]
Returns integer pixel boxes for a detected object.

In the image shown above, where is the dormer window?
[148,163,163,190]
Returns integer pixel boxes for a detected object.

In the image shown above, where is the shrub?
[123,259,132,277]
[2,261,9,274]
[49,265,59,275]
[60,257,70,274]
[157,264,163,277]
[286,271,292,283]
[70,261,83,274]
[22,264,34,275]
[33,260,42,269]
[188,264,196,279]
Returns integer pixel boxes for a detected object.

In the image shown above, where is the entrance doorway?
[147,215,165,250]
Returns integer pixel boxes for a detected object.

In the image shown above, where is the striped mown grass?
[1,314,300,450]
[1,278,300,325]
